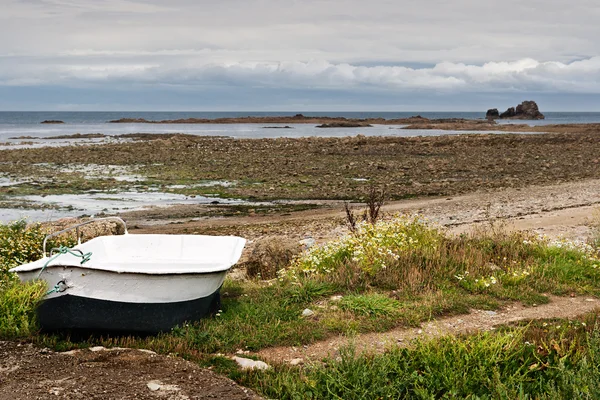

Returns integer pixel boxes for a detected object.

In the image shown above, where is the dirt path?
[257,296,600,364]
[0,344,262,399]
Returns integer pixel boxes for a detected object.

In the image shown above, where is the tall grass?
[286,215,600,302]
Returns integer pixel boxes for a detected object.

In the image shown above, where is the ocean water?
[1,111,599,142]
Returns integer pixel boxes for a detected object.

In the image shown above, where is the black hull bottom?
[37,290,221,334]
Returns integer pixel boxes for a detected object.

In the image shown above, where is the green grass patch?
[241,315,600,399]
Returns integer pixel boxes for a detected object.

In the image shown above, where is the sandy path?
[133,178,600,242]
[257,296,600,364]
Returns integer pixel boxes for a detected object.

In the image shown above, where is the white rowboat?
[10,217,246,333]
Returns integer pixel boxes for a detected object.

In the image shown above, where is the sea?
[1,111,600,142]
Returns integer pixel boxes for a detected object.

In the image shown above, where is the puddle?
[0,136,130,150]
[1,191,244,223]
[0,176,29,187]
[50,164,145,182]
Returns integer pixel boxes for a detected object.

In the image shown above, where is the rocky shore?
[108,114,490,126]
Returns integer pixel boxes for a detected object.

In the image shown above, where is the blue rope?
[37,246,93,280]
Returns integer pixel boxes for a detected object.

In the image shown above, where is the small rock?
[302,308,315,317]
[89,346,105,352]
[137,349,157,355]
[60,350,80,356]
[586,298,596,302]
[485,311,497,316]
[232,356,270,370]
[330,295,343,301]
[299,238,316,249]
[289,358,304,366]
[147,381,162,391]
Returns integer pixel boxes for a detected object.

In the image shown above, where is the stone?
[289,358,304,366]
[147,381,161,391]
[299,238,316,249]
[302,308,315,317]
[245,236,302,279]
[232,356,270,370]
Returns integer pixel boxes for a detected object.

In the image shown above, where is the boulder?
[485,109,500,120]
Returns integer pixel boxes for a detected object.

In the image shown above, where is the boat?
[9,217,246,334]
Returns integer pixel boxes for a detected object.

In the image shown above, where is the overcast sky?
[1,0,600,111]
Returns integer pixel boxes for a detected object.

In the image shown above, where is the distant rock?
[40,120,64,124]
[485,109,500,120]
[497,101,544,120]
[109,118,151,123]
[262,126,293,129]
[316,122,372,128]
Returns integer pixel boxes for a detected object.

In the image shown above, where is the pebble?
[232,356,270,370]
[302,308,315,317]
[289,358,304,366]
[147,381,161,391]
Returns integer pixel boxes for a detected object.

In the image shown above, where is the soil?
[0,344,262,400]
[257,296,600,364]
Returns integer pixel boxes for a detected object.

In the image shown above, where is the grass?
[1,216,600,398]
[240,314,600,399]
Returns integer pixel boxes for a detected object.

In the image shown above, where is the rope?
[37,246,93,293]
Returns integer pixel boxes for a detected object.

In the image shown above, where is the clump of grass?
[339,293,401,317]
[0,279,45,338]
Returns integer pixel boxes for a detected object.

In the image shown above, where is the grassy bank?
[1,217,600,398]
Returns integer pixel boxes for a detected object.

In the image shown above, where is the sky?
[1,0,600,111]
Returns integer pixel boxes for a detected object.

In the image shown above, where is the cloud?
[2,56,600,95]
[1,0,600,109]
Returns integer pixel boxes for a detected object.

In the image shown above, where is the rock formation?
[486,109,500,120]
[495,101,544,120]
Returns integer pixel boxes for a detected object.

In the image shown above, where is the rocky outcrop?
[486,109,500,120]
[316,122,372,128]
[500,107,516,119]
[40,120,64,124]
[497,101,544,120]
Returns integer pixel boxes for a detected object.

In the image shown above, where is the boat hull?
[37,289,221,334]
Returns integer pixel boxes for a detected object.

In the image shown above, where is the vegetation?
[242,315,600,399]
[2,215,600,398]
[0,220,74,337]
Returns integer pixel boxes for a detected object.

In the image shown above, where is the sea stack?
[491,101,545,120]
[485,109,500,120]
